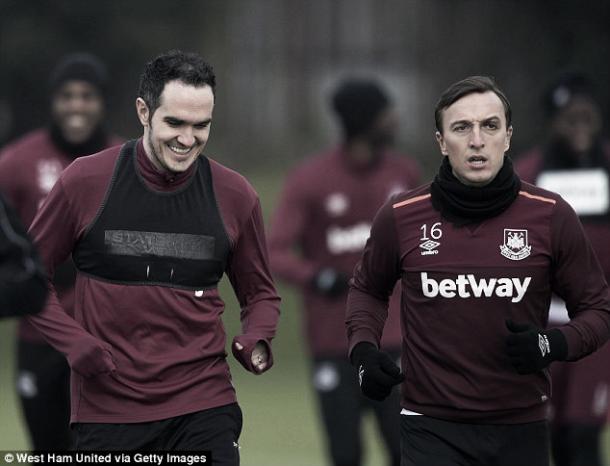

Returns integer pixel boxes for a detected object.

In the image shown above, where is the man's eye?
[194,123,209,129]
[484,122,498,130]
[453,125,467,132]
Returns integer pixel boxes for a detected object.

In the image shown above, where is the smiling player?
[24,50,280,463]
[0,53,122,453]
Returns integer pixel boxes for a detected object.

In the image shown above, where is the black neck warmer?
[49,123,110,160]
[430,156,521,226]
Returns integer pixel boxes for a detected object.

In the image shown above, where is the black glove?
[505,320,568,374]
[311,267,349,297]
[351,342,404,401]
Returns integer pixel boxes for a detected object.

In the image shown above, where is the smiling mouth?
[168,144,191,155]
[64,114,89,130]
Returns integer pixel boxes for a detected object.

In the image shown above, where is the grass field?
[1,168,609,465]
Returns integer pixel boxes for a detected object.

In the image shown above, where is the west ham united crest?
[500,229,531,261]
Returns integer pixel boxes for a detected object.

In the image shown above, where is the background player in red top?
[346,76,610,466]
[516,72,610,466]
[24,50,280,463]
[269,79,420,466]
[0,53,121,452]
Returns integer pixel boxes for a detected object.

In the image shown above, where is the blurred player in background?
[516,72,610,466]
[0,191,47,319]
[269,78,420,466]
[0,52,121,452]
[25,50,279,463]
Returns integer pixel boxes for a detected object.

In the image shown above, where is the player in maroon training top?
[0,53,121,452]
[269,79,420,466]
[516,72,610,466]
[25,51,280,463]
[346,76,610,466]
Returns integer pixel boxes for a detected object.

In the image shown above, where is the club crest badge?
[325,192,349,217]
[500,229,531,261]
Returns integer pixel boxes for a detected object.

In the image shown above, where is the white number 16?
[420,222,442,240]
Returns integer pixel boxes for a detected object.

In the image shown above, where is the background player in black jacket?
[0,191,46,318]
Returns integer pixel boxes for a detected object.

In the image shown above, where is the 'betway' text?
[421,272,531,303]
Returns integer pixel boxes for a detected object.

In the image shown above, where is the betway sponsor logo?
[421,272,531,303]
[326,222,371,254]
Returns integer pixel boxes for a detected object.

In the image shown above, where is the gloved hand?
[311,268,349,297]
[351,342,404,401]
[505,320,568,374]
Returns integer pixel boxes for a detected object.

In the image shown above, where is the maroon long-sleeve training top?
[516,144,610,285]
[268,147,420,357]
[347,181,610,424]
[26,139,280,423]
[0,129,122,341]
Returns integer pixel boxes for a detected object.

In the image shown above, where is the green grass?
[0,285,389,465]
[1,168,608,465]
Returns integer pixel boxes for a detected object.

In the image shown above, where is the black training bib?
[73,140,230,289]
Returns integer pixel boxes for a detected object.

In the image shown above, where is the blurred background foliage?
[1,0,609,177]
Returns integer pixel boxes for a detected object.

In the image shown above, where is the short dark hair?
[138,50,216,118]
[542,72,597,118]
[49,52,108,97]
[331,79,390,140]
[434,76,511,133]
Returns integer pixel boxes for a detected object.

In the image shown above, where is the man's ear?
[505,125,513,152]
[436,131,448,156]
[135,98,150,127]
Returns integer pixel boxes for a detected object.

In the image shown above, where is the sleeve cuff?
[232,335,274,374]
[347,329,380,359]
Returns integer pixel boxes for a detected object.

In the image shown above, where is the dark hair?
[542,72,597,118]
[331,79,390,140]
[434,76,511,133]
[138,50,216,118]
[49,52,108,96]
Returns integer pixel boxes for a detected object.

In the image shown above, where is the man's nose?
[177,128,195,147]
[469,126,484,148]
[65,95,88,112]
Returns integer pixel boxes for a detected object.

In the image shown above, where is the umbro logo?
[538,334,550,357]
[420,240,440,255]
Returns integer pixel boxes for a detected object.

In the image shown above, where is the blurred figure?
[0,52,121,451]
[516,72,610,466]
[269,79,421,466]
[0,191,47,318]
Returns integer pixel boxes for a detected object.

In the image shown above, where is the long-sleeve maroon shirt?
[347,181,610,423]
[268,147,420,357]
[26,140,280,423]
[516,144,610,285]
[0,129,122,341]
